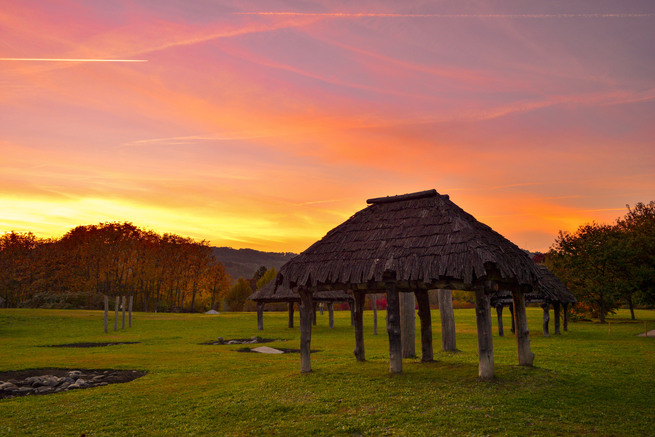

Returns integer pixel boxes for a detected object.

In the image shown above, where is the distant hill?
[212,247,297,282]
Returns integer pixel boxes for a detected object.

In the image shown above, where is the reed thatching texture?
[249,280,353,304]
[278,189,540,290]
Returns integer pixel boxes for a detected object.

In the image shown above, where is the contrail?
[236,12,655,19]
[0,58,148,62]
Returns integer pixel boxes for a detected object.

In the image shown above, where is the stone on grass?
[252,346,284,354]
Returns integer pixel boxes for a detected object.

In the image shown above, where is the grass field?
[1,307,654,436]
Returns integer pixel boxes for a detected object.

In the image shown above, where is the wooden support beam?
[400,292,416,358]
[312,302,317,326]
[350,304,355,327]
[288,303,294,328]
[474,287,494,380]
[328,302,334,329]
[563,303,569,332]
[386,281,402,374]
[553,302,561,335]
[512,291,534,366]
[496,305,504,337]
[438,289,457,351]
[299,289,313,373]
[509,302,516,334]
[415,289,433,362]
[541,303,550,337]
[257,302,264,331]
[371,294,378,335]
[353,292,365,361]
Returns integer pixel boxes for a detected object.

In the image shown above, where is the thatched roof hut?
[277,189,543,378]
[249,280,354,330]
[278,189,540,292]
[491,265,577,337]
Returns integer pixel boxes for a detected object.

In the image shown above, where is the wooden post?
[114,296,119,331]
[312,302,317,326]
[563,303,569,332]
[353,292,365,361]
[288,303,294,328]
[257,302,264,331]
[121,296,126,329]
[474,287,494,380]
[386,281,402,374]
[541,303,550,337]
[328,302,334,329]
[104,295,109,334]
[350,304,355,327]
[496,305,504,337]
[371,293,378,335]
[319,303,324,315]
[415,289,433,362]
[512,291,534,366]
[438,289,457,351]
[509,302,516,334]
[128,295,133,328]
[299,289,313,373]
[553,302,561,335]
[400,292,416,358]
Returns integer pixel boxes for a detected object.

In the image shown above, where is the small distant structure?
[276,189,543,378]
[491,265,576,337]
[205,309,220,315]
[249,280,354,330]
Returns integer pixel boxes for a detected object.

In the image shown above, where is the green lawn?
[1,307,654,436]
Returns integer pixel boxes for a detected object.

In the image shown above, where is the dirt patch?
[0,368,146,399]
[45,342,140,348]
[200,336,286,345]
[236,347,319,354]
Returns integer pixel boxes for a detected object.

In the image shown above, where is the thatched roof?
[278,189,540,292]
[535,265,577,304]
[491,265,576,305]
[249,280,353,304]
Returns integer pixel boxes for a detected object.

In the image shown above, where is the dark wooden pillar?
[328,302,334,329]
[541,303,550,337]
[563,303,569,332]
[350,304,355,327]
[496,305,504,337]
[312,302,317,326]
[386,281,402,373]
[104,295,109,333]
[400,292,416,358]
[371,294,378,335]
[553,302,561,335]
[415,289,433,362]
[509,302,516,334]
[474,287,494,380]
[319,303,324,315]
[257,302,264,331]
[512,291,534,366]
[288,302,294,328]
[299,289,313,373]
[438,289,457,351]
[353,292,365,361]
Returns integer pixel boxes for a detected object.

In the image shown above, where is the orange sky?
[1,1,654,253]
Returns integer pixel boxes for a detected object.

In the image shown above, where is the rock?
[76,379,88,387]
[35,386,53,394]
[0,382,17,391]
[68,370,82,378]
[42,376,61,387]
[17,386,33,393]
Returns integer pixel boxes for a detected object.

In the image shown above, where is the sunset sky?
[1,0,654,253]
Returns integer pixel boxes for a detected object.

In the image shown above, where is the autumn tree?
[225,277,252,311]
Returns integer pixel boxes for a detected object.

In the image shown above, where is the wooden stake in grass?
[128,295,133,328]
[288,303,294,329]
[299,288,313,373]
[400,291,416,358]
[328,302,334,329]
[121,296,126,329]
[415,289,433,362]
[371,293,378,335]
[114,296,119,331]
[474,287,494,380]
[104,295,109,333]
[353,292,365,361]
[512,291,534,366]
[257,302,264,331]
[386,281,402,374]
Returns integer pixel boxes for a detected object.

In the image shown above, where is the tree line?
[547,201,655,322]
[0,222,233,312]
